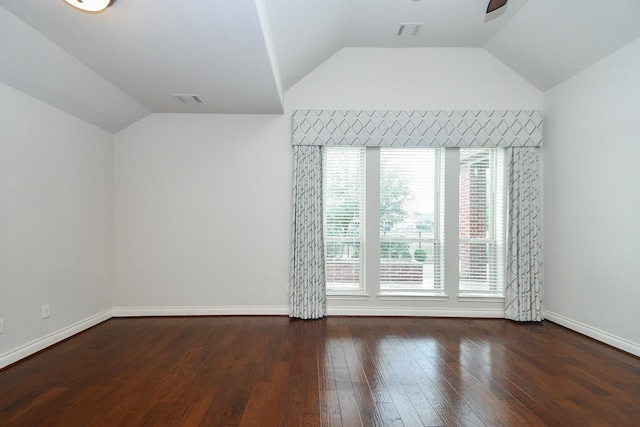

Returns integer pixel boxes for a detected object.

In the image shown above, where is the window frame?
[322,147,367,295]
[378,147,446,296]
[458,148,506,297]
[322,146,506,301]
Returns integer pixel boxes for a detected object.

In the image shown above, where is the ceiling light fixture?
[63,0,116,13]
[486,0,508,14]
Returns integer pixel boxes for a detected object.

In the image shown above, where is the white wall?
[113,47,543,316]
[287,48,542,110]
[544,38,640,354]
[113,114,293,312]
[0,83,113,366]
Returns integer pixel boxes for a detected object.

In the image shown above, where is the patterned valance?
[292,110,543,147]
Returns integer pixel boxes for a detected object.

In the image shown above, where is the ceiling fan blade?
[486,0,508,13]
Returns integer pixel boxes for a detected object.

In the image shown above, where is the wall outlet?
[41,304,50,319]
[0,318,4,334]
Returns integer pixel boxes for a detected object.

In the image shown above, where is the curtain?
[292,110,543,148]
[505,147,543,321]
[291,110,544,321]
[290,145,326,319]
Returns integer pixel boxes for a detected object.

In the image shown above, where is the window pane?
[323,147,365,292]
[459,148,505,294]
[380,148,444,292]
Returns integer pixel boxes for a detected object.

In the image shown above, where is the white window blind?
[323,147,365,292]
[379,148,444,292]
[459,148,505,295]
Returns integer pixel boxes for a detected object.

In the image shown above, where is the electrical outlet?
[42,304,50,319]
[0,319,4,334]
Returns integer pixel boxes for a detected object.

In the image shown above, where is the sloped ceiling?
[1,0,639,132]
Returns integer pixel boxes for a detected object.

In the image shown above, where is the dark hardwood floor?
[1,317,639,426]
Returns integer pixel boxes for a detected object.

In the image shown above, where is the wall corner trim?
[545,311,640,357]
[0,310,112,370]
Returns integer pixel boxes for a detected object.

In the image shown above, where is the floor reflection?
[317,317,507,426]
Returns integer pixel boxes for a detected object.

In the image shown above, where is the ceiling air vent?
[172,94,204,105]
[396,22,423,38]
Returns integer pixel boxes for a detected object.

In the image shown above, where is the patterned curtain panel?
[290,145,327,319]
[505,147,543,322]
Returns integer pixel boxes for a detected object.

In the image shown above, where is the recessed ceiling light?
[63,0,116,13]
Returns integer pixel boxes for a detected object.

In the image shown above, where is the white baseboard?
[111,306,289,317]
[327,306,504,317]
[111,306,504,319]
[112,305,503,318]
[7,308,633,371]
[0,310,112,370]
[545,311,640,357]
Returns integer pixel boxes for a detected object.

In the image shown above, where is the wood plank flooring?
[1,316,639,426]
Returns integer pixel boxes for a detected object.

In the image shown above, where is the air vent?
[396,22,423,38]
[172,94,204,105]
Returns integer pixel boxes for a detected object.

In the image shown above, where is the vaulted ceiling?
[1,0,639,132]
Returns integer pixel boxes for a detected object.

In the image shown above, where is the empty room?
[1,0,639,425]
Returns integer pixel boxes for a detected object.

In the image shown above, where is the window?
[379,149,444,293]
[323,146,505,297]
[323,147,365,292]
[459,148,505,295]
